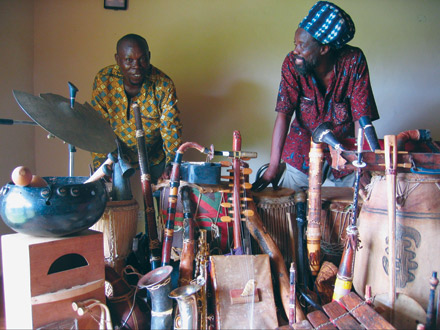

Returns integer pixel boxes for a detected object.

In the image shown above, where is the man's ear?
[114,53,120,64]
[320,45,331,56]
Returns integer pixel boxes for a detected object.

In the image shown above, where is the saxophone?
[194,229,209,330]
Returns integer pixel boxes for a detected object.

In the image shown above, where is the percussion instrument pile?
[3,86,440,329]
[110,127,311,330]
[299,122,440,329]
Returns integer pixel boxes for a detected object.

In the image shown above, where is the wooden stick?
[384,135,398,317]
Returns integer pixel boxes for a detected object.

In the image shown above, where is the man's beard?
[294,55,317,76]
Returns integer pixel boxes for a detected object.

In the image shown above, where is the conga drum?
[91,199,139,274]
[320,187,361,266]
[252,187,296,267]
[353,173,440,313]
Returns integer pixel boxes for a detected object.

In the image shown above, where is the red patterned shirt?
[276,46,379,178]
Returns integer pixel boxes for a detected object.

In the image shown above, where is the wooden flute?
[178,185,196,286]
[306,140,324,277]
[161,141,212,266]
[132,102,161,269]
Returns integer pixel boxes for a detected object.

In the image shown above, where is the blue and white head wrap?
[299,1,355,49]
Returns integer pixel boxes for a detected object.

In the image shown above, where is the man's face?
[115,40,151,88]
[293,28,322,76]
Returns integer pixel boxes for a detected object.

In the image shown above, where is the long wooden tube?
[179,186,195,286]
[161,142,211,266]
[385,135,398,312]
[246,198,306,322]
[306,140,324,276]
[132,102,161,269]
[232,130,243,251]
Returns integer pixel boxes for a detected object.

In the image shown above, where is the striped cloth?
[299,1,355,49]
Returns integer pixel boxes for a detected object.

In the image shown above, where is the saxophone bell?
[169,283,202,330]
[138,265,174,330]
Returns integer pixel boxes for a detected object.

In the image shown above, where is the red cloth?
[160,186,233,253]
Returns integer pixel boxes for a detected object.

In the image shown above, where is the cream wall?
[29,0,440,179]
[0,0,439,268]
[0,0,35,273]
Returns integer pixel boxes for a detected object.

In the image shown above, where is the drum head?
[321,186,356,203]
[252,187,295,204]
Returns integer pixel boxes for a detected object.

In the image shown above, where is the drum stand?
[2,81,81,177]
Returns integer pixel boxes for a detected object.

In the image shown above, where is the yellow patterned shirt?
[91,64,182,170]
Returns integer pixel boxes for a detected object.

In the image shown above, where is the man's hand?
[251,163,284,192]
[158,163,173,182]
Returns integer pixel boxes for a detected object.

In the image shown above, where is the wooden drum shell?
[320,187,361,265]
[91,199,139,275]
[353,173,440,311]
[252,187,296,267]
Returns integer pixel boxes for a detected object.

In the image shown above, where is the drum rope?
[254,195,295,265]
[321,203,355,257]
[395,175,440,207]
[396,180,419,208]
[364,174,382,201]
[314,295,375,330]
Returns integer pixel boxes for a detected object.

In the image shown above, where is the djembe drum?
[320,187,361,266]
[252,187,296,268]
[353,172,440,313]
[91,199,139,275]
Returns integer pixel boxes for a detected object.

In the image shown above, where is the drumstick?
[384,135,398,316]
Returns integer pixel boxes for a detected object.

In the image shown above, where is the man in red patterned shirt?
[253,1,379,192]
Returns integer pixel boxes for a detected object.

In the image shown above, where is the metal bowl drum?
[0,176,108,237]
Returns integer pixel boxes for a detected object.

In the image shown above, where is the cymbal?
[13,90,116,154]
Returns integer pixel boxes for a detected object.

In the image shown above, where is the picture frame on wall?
[104,0,127,10]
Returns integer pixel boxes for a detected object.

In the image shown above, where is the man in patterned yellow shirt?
[91,33,182,183]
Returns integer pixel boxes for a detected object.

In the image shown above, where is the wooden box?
[1,229,105,329]
[210,254,278,329]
